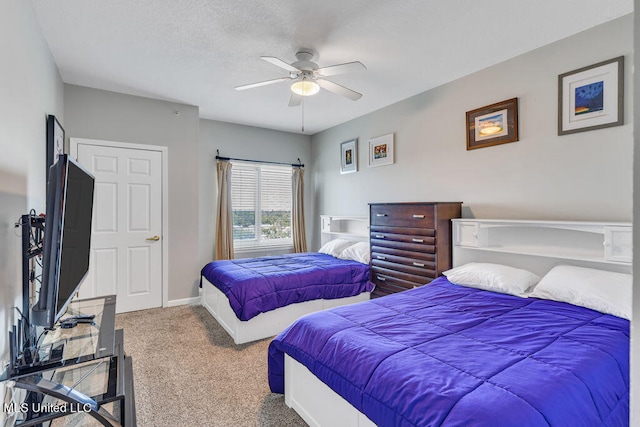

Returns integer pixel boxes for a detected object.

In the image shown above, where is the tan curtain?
[215,160,234,260]
[291,166,307,253]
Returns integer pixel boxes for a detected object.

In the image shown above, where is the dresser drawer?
[370,204,435,228]
[372,279,414,297]
[371,258,436,279]
[371,268,434,296]
[371,245,436,262]
[372,285,402,298]
[370,272,418,292]
[370,231,435,245]
[370,225,436,237]
[371,266,434,287]
[371,252,436,271]
[370,237,436,254]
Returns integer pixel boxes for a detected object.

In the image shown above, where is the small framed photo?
[466,98,518,150]
[340,138,358,174]
[46,114,65,171]
[558,56,624,135]
[368,133,394,167]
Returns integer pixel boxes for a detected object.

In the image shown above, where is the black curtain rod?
[215,150,303,167]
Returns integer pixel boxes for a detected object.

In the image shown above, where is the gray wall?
[310,14,633,250]
[0,0,64,421]
[64,85,200,302]
[62,89,312,302]
[199,120,312,263]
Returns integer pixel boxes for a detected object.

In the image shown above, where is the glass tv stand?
[1,296,136,426]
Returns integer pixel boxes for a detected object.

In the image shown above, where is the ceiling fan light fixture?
[291,80,320,96]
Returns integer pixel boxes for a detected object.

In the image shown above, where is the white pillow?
[338,242,370,265]
[530,265,631,319]
[318,239,356,258]
[443,263,540,297]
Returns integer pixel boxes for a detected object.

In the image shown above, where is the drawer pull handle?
[412,238,424,243]
[376,276,386,281]
[376,213,387,217]
[413,214,425,218]
[376,255,386,260]
[413,262,425,267]
[375,235,385,239]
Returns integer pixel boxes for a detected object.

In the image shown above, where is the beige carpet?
[115,304,307,427]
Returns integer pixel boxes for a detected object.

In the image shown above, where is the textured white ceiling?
[30,0,633,135]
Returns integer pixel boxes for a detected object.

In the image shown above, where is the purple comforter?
[201,252,373,321]
[268,276,629,426]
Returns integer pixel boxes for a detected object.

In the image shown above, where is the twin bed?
[201,216,373,344]
[267,219,632,426]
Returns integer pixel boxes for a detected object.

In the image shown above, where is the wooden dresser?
[369,202,462,297]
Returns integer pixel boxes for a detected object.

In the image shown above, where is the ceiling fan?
[235,48,366,107]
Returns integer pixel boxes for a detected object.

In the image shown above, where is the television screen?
[32,154,95,328]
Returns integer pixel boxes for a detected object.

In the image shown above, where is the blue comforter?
[268,276,629,426]
[201,252,373,321]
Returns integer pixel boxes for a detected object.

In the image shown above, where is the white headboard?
[452,219,632,277]
[320,215,369,246]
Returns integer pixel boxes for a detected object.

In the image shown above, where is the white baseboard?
[166,296,201,307]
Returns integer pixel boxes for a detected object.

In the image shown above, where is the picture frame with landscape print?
[46,114,65,172]
[368,133,394,167]
[340,138,358,174]
[558,56,624,135]
[466,98,519,150]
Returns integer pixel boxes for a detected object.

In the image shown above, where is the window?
[231,161,292,250]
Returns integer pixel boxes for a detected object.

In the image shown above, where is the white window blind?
[230,161,292,249]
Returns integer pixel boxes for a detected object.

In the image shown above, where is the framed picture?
[46,114,65,171]
[340,138,358,174]
[368,133,394,167]
[558,56,624,135]
[466,98,519,150]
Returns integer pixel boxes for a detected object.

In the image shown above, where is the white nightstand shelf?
[320,215,369,246]
[452,219,632,275]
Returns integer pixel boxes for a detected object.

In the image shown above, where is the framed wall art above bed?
[368,133,394,167]
[558,56,624,135]
[466,98,519,150]
[340,138,358,174]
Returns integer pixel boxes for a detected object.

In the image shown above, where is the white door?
[75,142,164,313]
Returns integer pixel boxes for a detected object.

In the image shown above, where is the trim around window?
[230,161,293,251]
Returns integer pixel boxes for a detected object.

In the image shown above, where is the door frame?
[70,137,169,308]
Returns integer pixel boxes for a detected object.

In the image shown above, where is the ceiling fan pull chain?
[301,95,305,132]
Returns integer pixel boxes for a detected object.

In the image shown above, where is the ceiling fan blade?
[316,79,362,101]
[316,61,366,77]
[235,77,291,91]
[261,56,301,73]
[289,93,302,107]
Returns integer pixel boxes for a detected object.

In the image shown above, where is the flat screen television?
[31,154,95,328]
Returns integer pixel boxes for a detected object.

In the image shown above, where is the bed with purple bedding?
[268,276,629,426]
[201,252,374,321]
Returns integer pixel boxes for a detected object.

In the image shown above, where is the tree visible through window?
[230,162,292,248]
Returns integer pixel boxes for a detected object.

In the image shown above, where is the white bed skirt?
[201,277,371,345]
